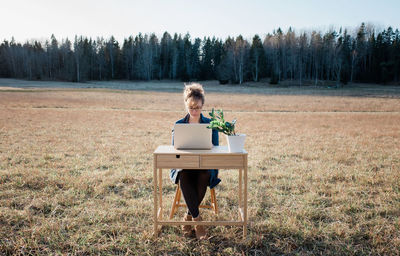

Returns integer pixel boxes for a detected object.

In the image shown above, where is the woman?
[170,83,220,240]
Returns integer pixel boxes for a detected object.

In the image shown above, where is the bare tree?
[234,35,249,84]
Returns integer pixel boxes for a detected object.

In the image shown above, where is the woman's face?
[186,98,203,121]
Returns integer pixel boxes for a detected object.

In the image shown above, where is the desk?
[153,145,248,238]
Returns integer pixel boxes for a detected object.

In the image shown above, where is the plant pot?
[225,134,246,152]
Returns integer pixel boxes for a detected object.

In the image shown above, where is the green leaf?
[209,108,216,120]
[217,109,224,121]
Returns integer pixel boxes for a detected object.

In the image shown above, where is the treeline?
[0,23,399,85]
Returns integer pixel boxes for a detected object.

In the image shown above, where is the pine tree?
[200,37,213,80]
[250,34,266,82]
[216,37,235,83]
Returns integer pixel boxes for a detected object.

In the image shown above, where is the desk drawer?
[201,155,244,168]
[157,155,199,168]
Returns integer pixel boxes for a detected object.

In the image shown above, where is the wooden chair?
[169,184,218,219]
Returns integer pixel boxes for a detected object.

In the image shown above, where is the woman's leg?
[179,170,200,217]
[196,170,210,207]
[179,170,210,218]
[192,171,210,240]
[179,170,210,240]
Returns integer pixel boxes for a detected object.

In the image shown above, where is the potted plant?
[207,108,246,152]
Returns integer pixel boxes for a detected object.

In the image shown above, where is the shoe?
[193,215,207,240]
[182,214,193,237]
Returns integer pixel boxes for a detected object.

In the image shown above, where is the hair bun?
[183,83,205,104]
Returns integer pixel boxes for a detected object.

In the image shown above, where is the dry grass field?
[0,81,399,255]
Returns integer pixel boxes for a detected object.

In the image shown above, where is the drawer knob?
[176,155,180,159]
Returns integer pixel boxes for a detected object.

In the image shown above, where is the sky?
[1,0,400,43]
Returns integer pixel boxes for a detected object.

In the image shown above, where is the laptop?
[173,123,213,150]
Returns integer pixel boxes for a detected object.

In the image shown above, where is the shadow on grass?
[151,224,386,255]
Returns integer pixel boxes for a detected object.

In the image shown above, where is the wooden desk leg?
[158,168,163,220]
[238,168,242,220]
[243,156,248,238]
[153,158,158,236]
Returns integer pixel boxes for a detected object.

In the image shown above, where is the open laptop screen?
[173,123,212,150]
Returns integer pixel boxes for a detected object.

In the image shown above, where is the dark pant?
[178,169,210,218]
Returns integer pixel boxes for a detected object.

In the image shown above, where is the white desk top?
[154,145,247,155]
